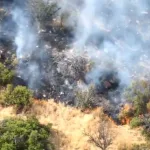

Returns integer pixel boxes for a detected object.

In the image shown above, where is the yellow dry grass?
[0,100,146,150]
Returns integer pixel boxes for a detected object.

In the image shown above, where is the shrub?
[0,63,14,86]
[0,84,13,105]
[129,114,150,141]
[133,96,147,116]
[0,117,54,150]
[147,102,150,112]
[118,104,134,124]
[84,110,115,150]
[131,144,150,150]
[0,85,32,108]
[10,86,32,107]
[28,0,59,27]
[124,80,150,116]
[130,117,143,128]
[118,143,150,150]
[75,85,96,109]
[0,9,6,22]
[142,122,150,140]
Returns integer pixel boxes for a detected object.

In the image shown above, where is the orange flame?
[120,104,133,125]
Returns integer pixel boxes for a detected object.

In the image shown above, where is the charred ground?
[0,0,122,120]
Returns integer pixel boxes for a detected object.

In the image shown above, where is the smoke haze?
[71,0,150,87]
[3,0,150,101]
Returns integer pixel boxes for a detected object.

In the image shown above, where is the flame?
[123,104,132,112]
[108,116,117,126]
[121,117,131,125]
[120,104,133,125]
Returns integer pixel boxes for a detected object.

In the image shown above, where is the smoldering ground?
[1,0,150,108]
[73,0,150,82]
[1,0,86,102]
[58,0,150,93]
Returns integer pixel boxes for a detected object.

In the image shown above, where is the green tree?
[124,80,150,116]
[0,117,54,150]
[0,63,14,86]
[10,86,32,107]
[0,85,32,108]
[130,117,143,128]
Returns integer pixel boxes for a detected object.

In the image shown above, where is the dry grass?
[112,125,145,150]
[0,100,146,150]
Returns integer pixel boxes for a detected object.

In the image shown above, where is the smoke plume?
[56,0,150,90]
[3,0,150,102]
[11,3,41,90]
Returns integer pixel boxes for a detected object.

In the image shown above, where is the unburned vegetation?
[0,117,54,150]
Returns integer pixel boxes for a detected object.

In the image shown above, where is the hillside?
[0,100,145,150]
[1,0,150,149]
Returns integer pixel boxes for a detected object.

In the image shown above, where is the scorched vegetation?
[1,0,150,149]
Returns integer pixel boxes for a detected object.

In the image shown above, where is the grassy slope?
[0,100,146,150]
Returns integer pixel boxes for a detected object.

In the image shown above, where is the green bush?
[147,102,150,112]
[10,86,32,107]
[142,126,150,140]
[0,117,54,150]
[0,85,32,108]
[134,96,147,116]
[129,114,150,141]
[124,80,150,116]
[0,63,14,86]
[0,84,13,105]
[130,117,143,128]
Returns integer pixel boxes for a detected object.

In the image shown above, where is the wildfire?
[120,103,133,125]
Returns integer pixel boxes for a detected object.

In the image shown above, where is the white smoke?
[12,5,41,89]
[59,0,150,87]
[10,0,150,99]
[12,8,37,59]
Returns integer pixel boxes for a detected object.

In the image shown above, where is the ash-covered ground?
[1,0,150,116]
